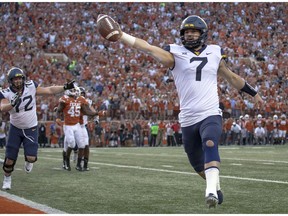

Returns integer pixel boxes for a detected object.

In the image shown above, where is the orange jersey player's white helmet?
[65,89,77,97]
[244,114,249,120]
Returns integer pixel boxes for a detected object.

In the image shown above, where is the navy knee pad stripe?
[204,166,220,171]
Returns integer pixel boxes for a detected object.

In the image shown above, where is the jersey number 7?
[190,57,208,81]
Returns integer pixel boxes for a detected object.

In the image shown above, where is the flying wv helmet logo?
[184,24,194,27]
[15,73,23,77]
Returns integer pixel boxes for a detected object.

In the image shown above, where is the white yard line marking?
[86,149,288,164]
[230,163,243,166]
[0,190,67,214]
[161,165,174,168]
[40,156,288,185]
[89,161,288,185]
[262,162,275,165]
[223,157,288,164]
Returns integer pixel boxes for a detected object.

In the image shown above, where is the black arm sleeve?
[240,82,257,97]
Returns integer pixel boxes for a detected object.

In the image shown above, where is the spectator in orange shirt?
[157,120,166,146]
[50,131,59,148]
[244,114,254,145]
[278,114,287,145]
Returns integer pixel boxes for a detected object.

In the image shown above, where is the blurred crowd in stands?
[0,2,287,146]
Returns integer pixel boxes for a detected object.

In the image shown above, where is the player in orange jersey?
[265,116,274,145]
[272,115,280,144]
[56,89,98,171]
[278,114,287,144]
[254,114,266,128]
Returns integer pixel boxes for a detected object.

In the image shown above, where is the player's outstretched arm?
[81,104,98,117]
[55,102,65,126]
[218,59,264,106]
[120,32,174,68]
[97,14,174,68]
[36,80,75,95]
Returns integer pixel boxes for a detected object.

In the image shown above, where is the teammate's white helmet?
[257,114,262,119]
[273,115,278,120]
[281,114,286,119]
[239,115,243,120]
[244,114,249,120]
[65,89,76,96]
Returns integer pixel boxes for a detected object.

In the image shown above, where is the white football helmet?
[281,114,286,119]
[244,114,249,120]
[257,114,262,119]
[273,115,278,120]
[65,89,76,97]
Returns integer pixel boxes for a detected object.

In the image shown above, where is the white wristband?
[120,32,136,46]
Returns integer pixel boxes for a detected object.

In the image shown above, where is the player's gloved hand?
[10,92,21,107]
[163,76,174,85]
[94,116,99,125]
[63,80,75,90]
[165,78,174,83]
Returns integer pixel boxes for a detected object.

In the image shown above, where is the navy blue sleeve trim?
[32,80,39,88]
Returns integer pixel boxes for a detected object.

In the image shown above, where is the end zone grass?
[0,145,287,214]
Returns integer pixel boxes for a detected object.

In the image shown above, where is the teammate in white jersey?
[77,87,95,171]
[99,15,264,208]
[0,67,75,190]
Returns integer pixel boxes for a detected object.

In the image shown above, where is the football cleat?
[217,190,224,205]
[83,167,90,171]
[24,162,33,173]
[75,166,83,171]
[2,176,11,190]
[205,193,218,208]
[65,159,71,171]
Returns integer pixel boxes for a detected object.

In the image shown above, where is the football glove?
[10,92,21,107]
[63,80,75,90]
[94,116,99,125]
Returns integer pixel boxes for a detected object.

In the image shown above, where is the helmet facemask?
[79,87,86,97]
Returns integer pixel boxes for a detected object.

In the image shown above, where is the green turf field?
[0,145,288,214]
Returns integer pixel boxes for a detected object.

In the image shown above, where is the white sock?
[217,172,221,191]
[205,167,219,198]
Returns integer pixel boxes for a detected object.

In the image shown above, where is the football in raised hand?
[97,14,121,42]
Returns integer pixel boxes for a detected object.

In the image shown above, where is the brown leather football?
[97,14,121,42]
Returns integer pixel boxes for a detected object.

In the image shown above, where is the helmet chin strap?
[184,40,202,50]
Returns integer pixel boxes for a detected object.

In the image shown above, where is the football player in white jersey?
[77,87,94,171]
[0,67,75,190]
[101,15,264,208]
